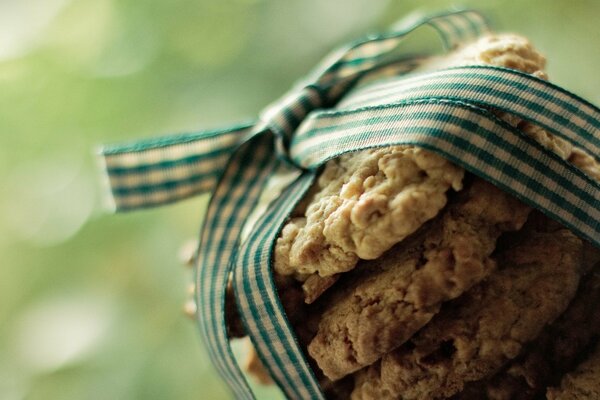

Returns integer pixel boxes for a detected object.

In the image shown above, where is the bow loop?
[249,9,492,172]
[99,9,489,211]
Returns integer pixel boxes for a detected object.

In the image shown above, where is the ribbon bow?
[100,10,600,399]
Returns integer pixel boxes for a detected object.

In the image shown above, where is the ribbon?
[99,9,600,399]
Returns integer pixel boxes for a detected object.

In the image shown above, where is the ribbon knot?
[256,85,325,169]
[99,9,600,400]
[99,10,488,212]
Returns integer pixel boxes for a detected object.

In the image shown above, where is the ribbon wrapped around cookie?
[99,10,600,399]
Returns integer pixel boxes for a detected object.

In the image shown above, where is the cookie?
[351,226,583,400]
[273,30,599,285]
[308,178,530,380]
[455,265,600,400]
[274,146,464,278]
[303,273,340,305]
[272,32,590,306]
[224,32,600,396]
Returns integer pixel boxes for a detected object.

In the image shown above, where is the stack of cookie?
[228,34,600,399]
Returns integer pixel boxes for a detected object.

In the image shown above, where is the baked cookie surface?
[455,264,600,400]
[351,226,583,400]
[274,146,464,278]
[308,178,530,380]
[230,32,600,400]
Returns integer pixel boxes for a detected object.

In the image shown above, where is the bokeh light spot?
[4,151,95,247]
[12,294,114,373]
[0,0,71,61]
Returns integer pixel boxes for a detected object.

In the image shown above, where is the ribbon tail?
[99,122,254,211]
[235,170,325,400]
[196,131,280,400]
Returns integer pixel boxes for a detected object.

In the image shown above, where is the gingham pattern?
[337,65,600,157]
[100,123,252,210]
[234,171,320,400]
[310,9,488,89]
[99,10,487,212]
[259,9,488,165]
[196,132,278,400]
[220,10,491,399]
[290,98,600,246]
[190,11,490,399]
[98,9,600,400]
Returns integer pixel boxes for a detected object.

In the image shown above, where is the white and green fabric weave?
[99,10,600,400]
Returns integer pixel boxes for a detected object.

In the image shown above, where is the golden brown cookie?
[224,32,600,398]
[273,31,596,306]
[455,265,600,400]
[351,226,583,400]
[274,146,464,278]
[309,178,530,380]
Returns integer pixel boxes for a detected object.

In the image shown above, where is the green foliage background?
[0,1,598,399]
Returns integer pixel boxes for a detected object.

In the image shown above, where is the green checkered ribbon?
[99,9,600,400]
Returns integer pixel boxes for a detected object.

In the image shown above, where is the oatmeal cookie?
[308,178,530,380]
[351,226,583,400]
[274,32,599,306]
[274,146,464,278]
[455,265,600,400]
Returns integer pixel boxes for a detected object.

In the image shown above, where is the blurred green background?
[1,0,598,399]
